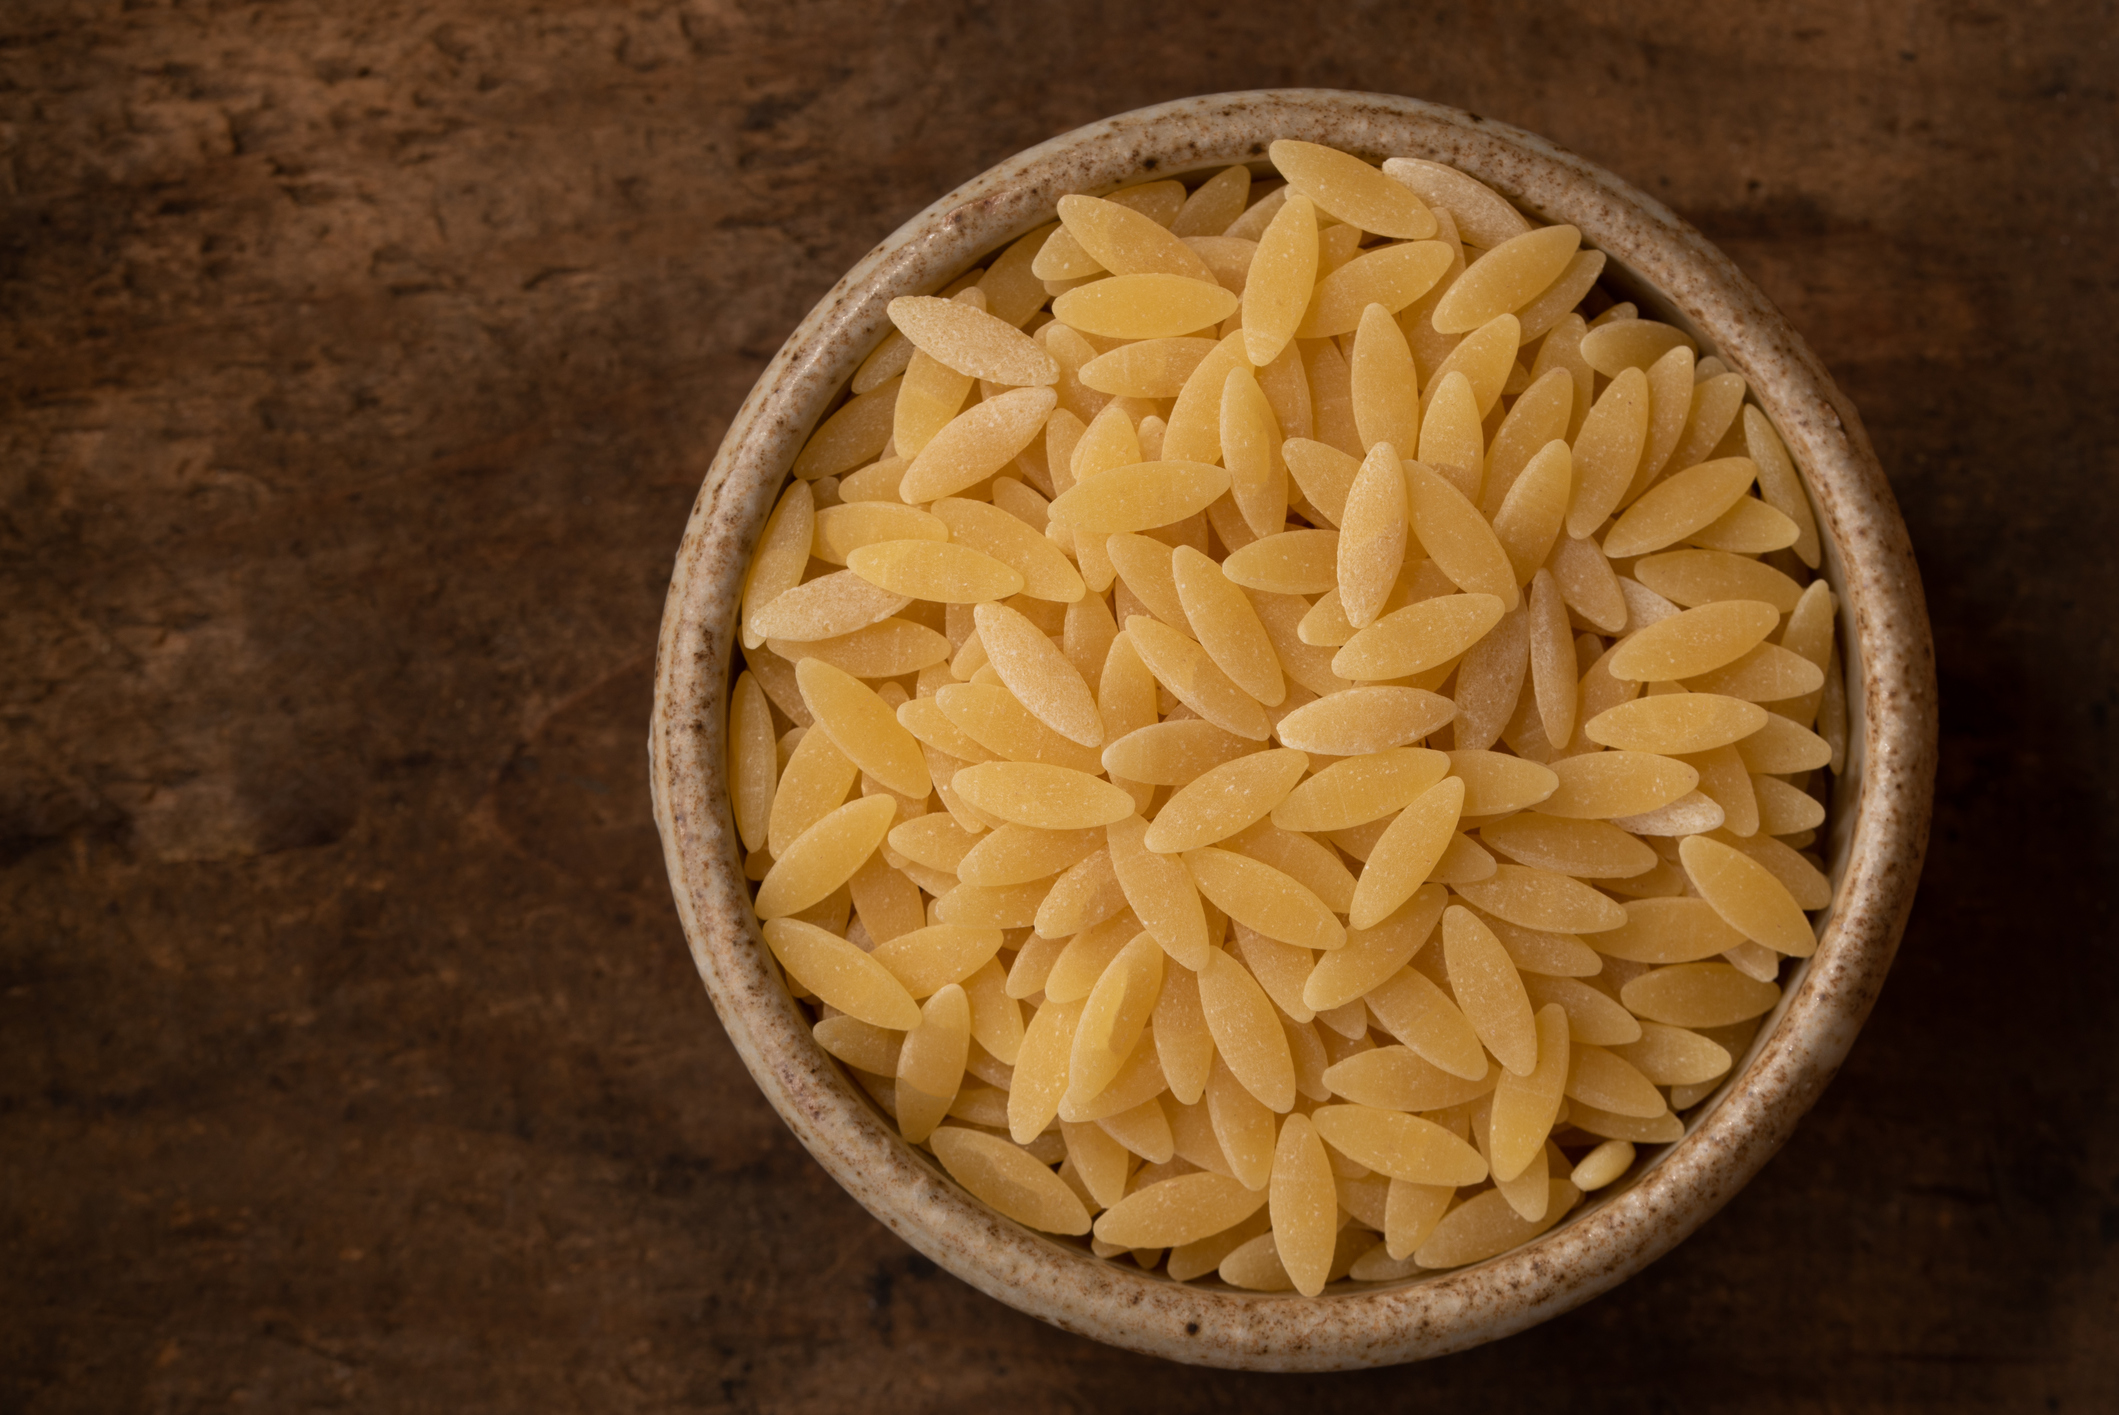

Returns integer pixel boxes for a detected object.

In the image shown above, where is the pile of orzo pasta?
[727,140,1844,1295]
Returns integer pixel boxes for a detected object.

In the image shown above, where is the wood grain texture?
[2,1,2112,1408]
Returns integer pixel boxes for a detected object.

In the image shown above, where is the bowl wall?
[649,89,1937,1370]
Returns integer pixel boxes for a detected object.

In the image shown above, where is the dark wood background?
[5,2,2113,1409]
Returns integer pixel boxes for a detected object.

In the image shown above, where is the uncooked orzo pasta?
[731,139,1842,1296]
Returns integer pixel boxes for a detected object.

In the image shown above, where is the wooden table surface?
[5,3,2114,1409]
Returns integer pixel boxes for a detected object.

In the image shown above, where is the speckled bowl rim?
[650,90,1937,1370]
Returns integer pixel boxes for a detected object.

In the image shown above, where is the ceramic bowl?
[649,89,1937,1370]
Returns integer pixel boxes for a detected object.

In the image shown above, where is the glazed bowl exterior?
[649,89,1937,1370]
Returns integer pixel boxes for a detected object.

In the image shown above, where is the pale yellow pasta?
[1481,368,1573,516]
[742,481,817,649]
[1123,616,1272,741]
[1423,313,1519,417]
[1221,529,1341,595]
[1679,834,1817,956]
[1273,747,1450,833]
[1432,225,1581,333]
[1311,1104,1488,1186]
[932,1125,1091,1234]
[1281,438,1361,527]
[1682,744,1760,837]
[1335,593,1507,681]
[1378,157,1528,246]
[1301,339,1363,455]
[973,602,1103,747]
[873,919,1012,995]
[1667,372,1749,476]
[1619,962,1781,1027]
[1416,1182,1579,1268]
[1687,642,1826,702]
[769,618,952,680]
[1367,963,1488,1080]
[1565,367,1651,537]
[1520,974,1642,1046]
[793,376,901,480]
[931,497,1086,603]
[1033,850,1126,939]
[1171,546,1285,705]
[1273,141,1438,238]
[1242,192,1320,367]
[798,657,931,798]
[1631,344,1697,497]
[1351,304,1423,456]
[1055,194,1218,282]
[1744,404,1823,568]
[1047,460,1231,535]
[1549,532,1629,632]
[1076,336,1213,399]
[1754,775,1825,835]
[1107,814,1212,970]
[731,143,1850,1288]
[1092,1171,1269,1249]
[1296,243,1456,338]
[754,795,898,919]
[1304,885,1446,1012]
[1737,711,1832,775]
[1607,601,1781,682]
[1584,692,1768,755]
[1143,749,1310,853]
[895,342,976,459]
[728,672,779,853]
[1067,930,1165,1111]
[895,983,971,1142]
[1337,442,1412,628]
[1455,863,1627,934]
[1101,720,1258,786]
[1196,946,1298,1112]
[1612,1022,1731,1087]
[1602,457,1760,559]
[1568,1138,1636,1192]
[935,682,1102,771]
[1478,814,1656,878]
[749,569,909,646]
[765,917,923,1030]
[1007,996,1083,1142]
[1172,164,1253,236]
[1416,372,1484,500]
[955,824,1100,888]
[1513,250,1610,341]
[847,538,1026,604]
[1273,685,1456,755]
[1488,1003,1570,1180]
[1105,532,1189,630]
[1633,547,1803,613]
[1323,1041,1495,1112]
[949,761,1134,830]
[1405,460,1519,606]
[1269,1113,1338,1296]
[1189,848,1346,951]
[1052,274,1238,339]
[1350,776,1465,929]
[889,293,1060,387]
[1578,319,1696,377]
[1526,569,1579,749]
[1217,366,1289,538]
[898,386,1059,503]
[1691,497,1800,554]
